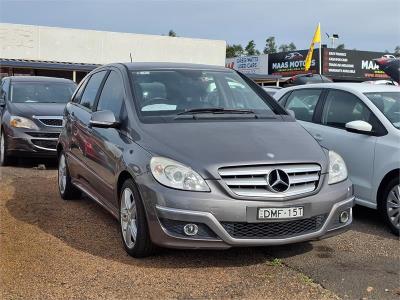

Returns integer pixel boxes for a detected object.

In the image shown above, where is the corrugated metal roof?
[0,58,99,71]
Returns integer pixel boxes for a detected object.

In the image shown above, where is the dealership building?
[0,23,226,82]
[226,48,394,85]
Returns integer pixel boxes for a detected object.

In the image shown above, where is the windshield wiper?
[177,107,255,115]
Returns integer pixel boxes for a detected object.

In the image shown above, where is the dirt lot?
[0,161,399,300]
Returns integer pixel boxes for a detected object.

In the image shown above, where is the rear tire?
[58,151,80,200]
[0,129,14,166]
[119,179,155,258]
[379,177,400,236]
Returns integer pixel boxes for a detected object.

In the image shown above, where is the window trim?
[76,69,109,113]
[318,88,387,136]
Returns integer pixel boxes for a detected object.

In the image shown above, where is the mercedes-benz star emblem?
[266,169,290,193]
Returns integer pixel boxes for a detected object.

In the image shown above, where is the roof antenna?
[130,52,133,63]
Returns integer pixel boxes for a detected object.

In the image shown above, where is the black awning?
[0,58,99,71]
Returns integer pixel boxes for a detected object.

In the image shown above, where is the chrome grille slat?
[289,174,320,184]
[218,164,321,176]
[230,183,316,198]
[219,164,321,198]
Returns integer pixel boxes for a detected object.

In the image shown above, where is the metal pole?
[319,40,322,74]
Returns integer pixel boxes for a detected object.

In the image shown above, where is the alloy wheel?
[387,184,400,229]
[120,188,138,249]
[58,154,67,194]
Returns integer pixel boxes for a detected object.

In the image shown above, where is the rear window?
[10,81,76,103]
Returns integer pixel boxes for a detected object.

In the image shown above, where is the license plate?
[258,207,304,220]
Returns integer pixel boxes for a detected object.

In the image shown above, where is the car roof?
[278,82,399,94]
[8,76,75,84]
[121,62,229,71]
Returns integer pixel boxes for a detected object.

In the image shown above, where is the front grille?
[160,218,218,239]
[37,118,63,127]
[26,132,60,139]
[221,215,326,239]
[32,139,58,150]
[219,164,321,198]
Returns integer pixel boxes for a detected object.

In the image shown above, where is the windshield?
[130,69,277,119]
[10,82,76,103]
[364,92,400,129]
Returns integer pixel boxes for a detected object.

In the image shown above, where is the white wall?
[0,23,226,66]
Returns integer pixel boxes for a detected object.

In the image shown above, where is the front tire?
[379,177,400,236]
[0,129,14,166]
[119,179,155,258]
[58,151,80,200]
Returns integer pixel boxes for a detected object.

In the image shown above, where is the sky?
[1,0,399,53]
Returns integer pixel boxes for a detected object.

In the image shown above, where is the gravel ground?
[0,162,398,299]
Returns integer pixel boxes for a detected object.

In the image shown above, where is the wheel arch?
[116,170,136,201]
[377,169,400,207]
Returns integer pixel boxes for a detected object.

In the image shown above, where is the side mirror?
[287,109,296,118]
[90,110,119,128]
[345,120,373,134]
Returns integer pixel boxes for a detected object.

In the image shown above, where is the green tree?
[226,44,244,58]
[245,40,260,56]
[168,30,177,37]
[336,44,345,50]
[279,44,289,52]
[288,42,297,51]
[394,46,400,55]
[263,36,277,54]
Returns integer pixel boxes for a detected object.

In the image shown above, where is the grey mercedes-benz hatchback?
[57,63,354,257]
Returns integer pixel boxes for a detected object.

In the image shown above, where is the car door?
[86,69,130,207]
[69,70,107,187]
[305,89,379,203]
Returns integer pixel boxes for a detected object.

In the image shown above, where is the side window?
[278,92,291,105]
[72,79,88,103]
[322,90,372,129]
[79,71,106,110]
[96,71,127,124]
[285,89,322,122]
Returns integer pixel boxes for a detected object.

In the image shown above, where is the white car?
[275,83,400,234]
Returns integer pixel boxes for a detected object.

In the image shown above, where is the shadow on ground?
[8,157,58,170]
[5,167,315,268]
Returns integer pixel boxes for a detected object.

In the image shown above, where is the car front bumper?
[135,173,354,249]
[4,126,61,158]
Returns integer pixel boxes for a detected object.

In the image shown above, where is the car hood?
[8,102,67,118]
[135,120,328,179]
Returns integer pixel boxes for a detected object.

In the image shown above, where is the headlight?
[10,116,39,130]
[150,157,210,192]
[328,151,348,184]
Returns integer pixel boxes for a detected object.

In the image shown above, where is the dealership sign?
[268,50,319,76]
[225,55,268,74]
[322,49,390,80]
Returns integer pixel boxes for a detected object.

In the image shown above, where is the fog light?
[339,211,349,223]
[183,224,198,236]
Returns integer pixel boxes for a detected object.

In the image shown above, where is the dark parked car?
[374,57,400,84]
[57,63,354,258]
[282,73,332,87]
[0,76,76,165]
